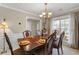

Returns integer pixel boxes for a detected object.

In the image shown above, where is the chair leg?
[44,47,46,55]
[48,47,53,55]
[57,48,60,55]
[61,47,63,54]
[45,47,47,55]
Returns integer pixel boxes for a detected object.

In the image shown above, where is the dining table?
[18,36,48,54]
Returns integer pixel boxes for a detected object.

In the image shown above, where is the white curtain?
[51,14,79,49]
[71,12,79,49]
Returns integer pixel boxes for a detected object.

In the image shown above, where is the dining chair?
[52,31,65,55]
[4,33,26,55]
[31,32,56,55]
[23,30,31,38]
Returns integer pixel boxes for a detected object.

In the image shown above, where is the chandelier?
[39,3,52,36]
[39,3,52,18]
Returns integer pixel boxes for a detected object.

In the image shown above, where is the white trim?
[26,16,40,20]
[53,14,71,20]
[0,4,39,18]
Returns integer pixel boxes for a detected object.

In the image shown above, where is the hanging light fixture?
[40,3,52,36]
[39,3,52,18]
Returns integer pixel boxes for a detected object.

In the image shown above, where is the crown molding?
[0,4,39,18]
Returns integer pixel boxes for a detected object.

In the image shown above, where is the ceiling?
[1,3,79,17]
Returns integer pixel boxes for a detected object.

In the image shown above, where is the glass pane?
[60,18,70,40]
[52,20,60,31]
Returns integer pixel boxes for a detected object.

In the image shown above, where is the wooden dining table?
[18,36,47,54]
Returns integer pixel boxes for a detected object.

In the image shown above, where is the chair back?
[46,30,57,43]
[4,33,14,55]
[58,31,65,47]
[46,31,57,54]
[23,30,31,38]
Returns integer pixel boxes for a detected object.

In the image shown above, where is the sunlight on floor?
[53,46,79,55]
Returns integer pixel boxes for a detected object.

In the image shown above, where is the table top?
[18,36,47,52]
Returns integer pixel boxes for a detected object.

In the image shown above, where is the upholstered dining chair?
[4,33,27,55]
[52,31,65,55]
[31,32,57,55]
[23,30,31,38]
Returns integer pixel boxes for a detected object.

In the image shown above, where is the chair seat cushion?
[53,40,59,48]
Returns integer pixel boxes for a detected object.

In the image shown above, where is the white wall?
[0,6,40,53]
[0,6,27,33]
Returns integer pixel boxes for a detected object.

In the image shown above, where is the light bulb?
[48,12,52,15]
[42,12,46,15]
[2,22,6,25]
[40,15,43,17]
[1,22,8,28]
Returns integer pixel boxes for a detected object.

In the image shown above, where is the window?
[52,17,71,41]
[52,20,60,31]
[60,18,70,40]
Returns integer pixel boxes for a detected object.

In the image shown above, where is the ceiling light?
[40,3,52,18]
